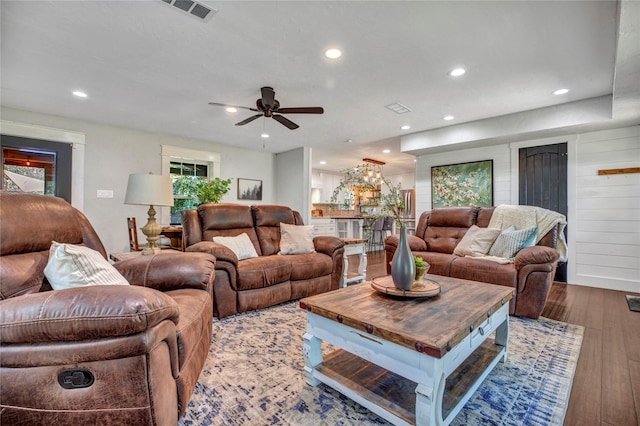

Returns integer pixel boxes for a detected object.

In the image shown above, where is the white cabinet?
[312,218,336,237]
[318,172,344,203]
[335,219,364,240]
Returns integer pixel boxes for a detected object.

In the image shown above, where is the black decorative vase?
[391,226,416,291]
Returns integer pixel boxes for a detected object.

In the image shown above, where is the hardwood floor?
[350,250,640,426]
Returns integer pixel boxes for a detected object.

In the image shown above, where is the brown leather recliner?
[182,203,345,318]
[385,206,560,319]
[0,191,216,425]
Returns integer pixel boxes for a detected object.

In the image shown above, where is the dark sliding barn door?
[519,143,568,281]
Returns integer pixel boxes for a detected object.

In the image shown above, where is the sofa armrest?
[313,236,345,256]
[0,285,179,344]
[185,241,238,266]
[514,246,559,270]
[384,234,428,251]
[114,252,216,292]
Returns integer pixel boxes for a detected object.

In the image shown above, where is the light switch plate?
[97,190,114,199]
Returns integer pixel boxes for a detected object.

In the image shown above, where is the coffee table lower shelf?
[314,338,502,425]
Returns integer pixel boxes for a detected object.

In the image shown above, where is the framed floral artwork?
[431,160,493,208]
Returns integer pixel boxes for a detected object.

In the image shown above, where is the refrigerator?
[399,189,416,233]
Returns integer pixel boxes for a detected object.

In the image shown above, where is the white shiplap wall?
[574,126,640,292]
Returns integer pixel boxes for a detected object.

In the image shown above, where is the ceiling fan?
[209,86,324,130]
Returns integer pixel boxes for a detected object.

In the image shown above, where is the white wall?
[1,107,277,255]
[415,125,640,293]
[275,147,311,222]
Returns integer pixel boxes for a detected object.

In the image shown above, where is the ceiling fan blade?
[272,114,299,130]
[277,107,324,114]
[261,86,276,109]
[235,114,262,126]
[209,102,258,112]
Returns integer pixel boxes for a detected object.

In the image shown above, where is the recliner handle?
[58,368,94,389]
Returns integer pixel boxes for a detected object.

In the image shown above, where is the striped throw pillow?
[44,241,130,290]
[488,226,538,259]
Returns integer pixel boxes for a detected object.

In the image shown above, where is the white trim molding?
[0,120,86,210]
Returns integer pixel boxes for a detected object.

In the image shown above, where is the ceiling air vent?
[160,0,217,22]
[385,102,412,114]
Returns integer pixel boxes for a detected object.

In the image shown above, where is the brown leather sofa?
[385,206,560,319]
[182,203,345,318]
[0,191,216,425]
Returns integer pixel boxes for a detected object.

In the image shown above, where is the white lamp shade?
[124,173,174,207]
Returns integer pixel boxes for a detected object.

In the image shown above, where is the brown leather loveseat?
[182,203,344,318]
[385,206,561,319]
[0,191,216,425]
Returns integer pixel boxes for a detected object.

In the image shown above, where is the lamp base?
[141,204,162,256]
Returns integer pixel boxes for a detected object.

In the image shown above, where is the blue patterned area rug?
[179,301,583,426]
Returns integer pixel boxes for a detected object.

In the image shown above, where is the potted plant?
[414,256,430,282]
[171,176,232,224]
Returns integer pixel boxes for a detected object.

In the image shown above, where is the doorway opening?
[1,135,72,203]
[518,142,568,281]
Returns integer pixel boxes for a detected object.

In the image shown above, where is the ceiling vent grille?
[160,0,217,22]
[385,102,412,114]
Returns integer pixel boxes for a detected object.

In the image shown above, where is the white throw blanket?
[488,205,568,262]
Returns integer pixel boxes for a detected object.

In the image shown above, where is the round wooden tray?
[370,275,441,298]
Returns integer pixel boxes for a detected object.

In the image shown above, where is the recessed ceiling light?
[449,68,466,77]
[319,161,326,165]
[553,88,569,95]
[225,106,237,113]
[443,115,454,121]
[261,133,269,138]
[324,48,342,59]
[401,125,411,130]
[344,139,353,143]
[382,149,390,154]
[72,91,88,98]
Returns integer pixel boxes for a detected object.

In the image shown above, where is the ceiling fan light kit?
[209,87,323,130]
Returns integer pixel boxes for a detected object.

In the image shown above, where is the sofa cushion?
[44,242,129,290]
[450,257,517,288]
[279,223,315,255]
[288,253,333,280]
[424,227,469,254]
[253,205,296,256]
[235,256,292,291]
[0,252,48,299]
[213,233,258,260]
[488,226,537,259]
[412,252,457,276]
[428,207,477,228]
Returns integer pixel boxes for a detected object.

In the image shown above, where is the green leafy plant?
[330,164,406,227]
[414,256,428,268]
[173,176,232,206]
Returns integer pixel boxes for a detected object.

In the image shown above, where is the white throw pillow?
[454,225,502,257]
[488,225,538,259]
[453,225,481,256]
[44,241,130,290]
[279,223,315,255]
[213,233,258,260]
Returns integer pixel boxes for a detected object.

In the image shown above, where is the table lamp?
[124,173,174,255]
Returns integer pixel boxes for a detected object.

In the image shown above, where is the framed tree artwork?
[431,160,493,208]
[237,178,262,200]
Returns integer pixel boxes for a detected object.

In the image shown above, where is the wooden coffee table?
[300,275,514,426]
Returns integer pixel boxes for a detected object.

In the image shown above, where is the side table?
[110,249,181,262]
[340,238,367,287]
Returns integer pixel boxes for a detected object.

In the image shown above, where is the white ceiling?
[1,1,638,176]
